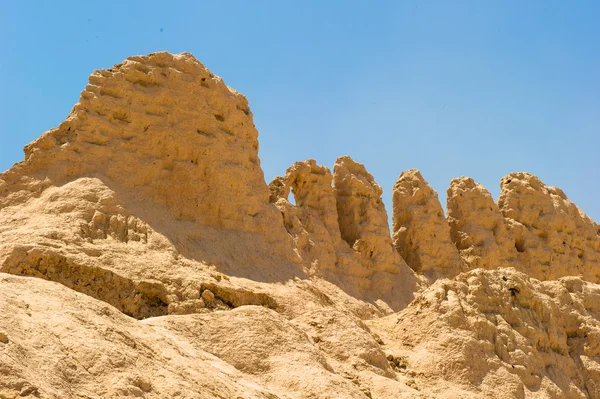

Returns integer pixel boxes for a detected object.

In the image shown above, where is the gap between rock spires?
[1,51,599,399]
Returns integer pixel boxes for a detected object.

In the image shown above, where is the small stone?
[0,331,8,344]
[20,383,39,396]
[360,387,372,398]
[406,379,418,390]
[201,289,215,306]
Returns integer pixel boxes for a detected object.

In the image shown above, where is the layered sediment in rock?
[0,52,302,282]
[1,52,600,399]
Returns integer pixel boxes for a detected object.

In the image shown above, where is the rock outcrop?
[498,172,600,282]
[371,268,600,398]
[0,52,301,282]
[1,52,600,399]
[392,169,465,280]
[333,156,401,271]
[269,158,418,311]
[447,176,518,271]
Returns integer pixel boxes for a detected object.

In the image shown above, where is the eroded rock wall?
[269,158,418,311]
[1,51,600,399]
[391,170,600,285]
[443,172,600,283]
[333,156,401,273]
[499,172,600,282]
[370,268,600,398]
[0,52,302,280]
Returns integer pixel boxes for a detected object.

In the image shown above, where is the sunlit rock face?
[1,52,599,399]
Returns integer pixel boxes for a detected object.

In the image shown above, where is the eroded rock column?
[270,158,418,310]
[446,177,517,270]
[333,156,401,273]
[392,169,464,280]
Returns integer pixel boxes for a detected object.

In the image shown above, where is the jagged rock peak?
[392,169,465,281]
[446,176,517,270]
[269,157,418,311]
[0,51,302,280]
[284,159,341,236]
[333,156,401,269]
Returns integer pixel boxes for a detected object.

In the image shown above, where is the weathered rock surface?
[0,274,278,399]
[0,51,302,282]
[498,172,600,282]
[370,269,600,398]
[1,52,600,399]
[392,169,465,280]
[447,176,518,271]
[333,156,401,272]
[269,158,418,311]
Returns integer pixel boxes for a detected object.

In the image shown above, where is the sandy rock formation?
[269,160,341,277]
[2,52,600,399]
[392,169,465,280]
[146,306,392,399]
[0,51,301,281]
[269,158,418,311]
[447,176,518,270]
[0,53,403,326]
[0,274,279,399]
[333,156,401,271]
[498,172,600,282]
[446,173,600,285]
[370,268,600,398]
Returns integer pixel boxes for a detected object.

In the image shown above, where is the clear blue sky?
[1,1,599,222]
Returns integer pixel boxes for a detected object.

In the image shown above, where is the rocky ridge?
[1,52,599,399]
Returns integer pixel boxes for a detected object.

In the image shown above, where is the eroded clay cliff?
[1,52,599,399]
[268,157,418,311]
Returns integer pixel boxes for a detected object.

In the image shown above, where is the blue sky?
[1,1,599,222]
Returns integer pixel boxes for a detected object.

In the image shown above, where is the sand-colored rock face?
[2,52,600,399]
[333,156,401,270]
[269,158,418,311]
[0,51,301,280]
[0,274,279,399]
[392,169,465,280]
[498,172,600,282]
[447,176,518,270]
[446,173,600,284]
[371,268,600,398]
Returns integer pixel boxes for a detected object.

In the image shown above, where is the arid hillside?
[1,52,599,399]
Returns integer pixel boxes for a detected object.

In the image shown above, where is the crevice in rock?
[1,246,280,321]
[199,283,278,310]
[515,237,526,253]
[1,247,168,319]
